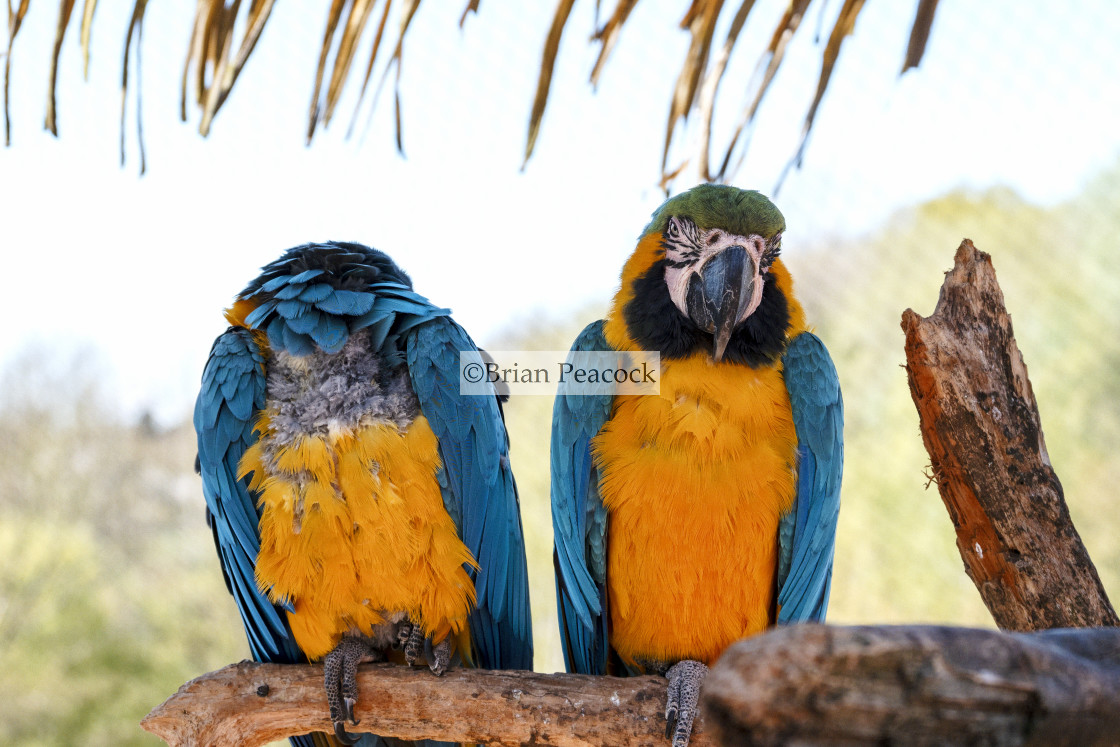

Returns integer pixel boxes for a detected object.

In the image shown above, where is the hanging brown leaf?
[120,0,149,174]
[46,0,77,136]
[694,0,757,181]
[218,0,277,114]
[80,0,97,79]
[523,0,576,168]
[195,0,276,135]
[323,0,376,127]
[307,0,348,142]
[346,0,393,139]
[661,0,723,175]
[902,0,939,73]
[198,0,241,136]
[459,0,479,28]
[386,0,420,153]
[778,0,866,187]
[180,2,204,120]
[716,0,811,180]
[589,0,638,89]
[4,0,32,146]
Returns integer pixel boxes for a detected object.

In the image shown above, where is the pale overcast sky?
[3,1,1119,423]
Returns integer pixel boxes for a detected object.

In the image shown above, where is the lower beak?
[685,245,759,361]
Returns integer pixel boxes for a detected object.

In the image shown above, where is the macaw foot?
[664,659,708,747]
[323,635,381,745]
[396,620,453,675]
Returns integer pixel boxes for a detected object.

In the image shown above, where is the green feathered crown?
[641,184,786,240]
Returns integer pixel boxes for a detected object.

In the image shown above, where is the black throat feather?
[621,258,790,367]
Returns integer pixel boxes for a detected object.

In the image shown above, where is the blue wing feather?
[550,320,615,675]
[194,328,304,664]
[777,331,843,624]
[405,317,533,672]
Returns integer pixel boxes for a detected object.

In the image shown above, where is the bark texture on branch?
[901,239,1118,630]
[702,624,1120,747]
[140,661,712,747]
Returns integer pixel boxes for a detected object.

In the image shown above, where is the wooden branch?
[702,624,1120,746]
[901,239,1118,630]
[141,661,713,747]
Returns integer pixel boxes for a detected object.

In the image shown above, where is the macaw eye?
[667,218,680,238]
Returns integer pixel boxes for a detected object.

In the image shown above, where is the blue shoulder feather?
[777,331,843,623]
[550,320,615,675]
[405,317,534,671]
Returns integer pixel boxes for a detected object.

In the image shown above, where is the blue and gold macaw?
[195,241,532,747]
[552,185,843,746]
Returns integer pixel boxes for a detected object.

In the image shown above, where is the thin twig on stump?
[140,661,712,747]
[901,239,1118,630]
[702,624,1120,746]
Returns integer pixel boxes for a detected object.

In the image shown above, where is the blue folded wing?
[777,331,844,624]
[194,328,303,665]
[405,317,533,672]
[550,320,615,675]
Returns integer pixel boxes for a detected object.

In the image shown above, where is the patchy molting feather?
[237,328,477,660]
[263,329,421,454]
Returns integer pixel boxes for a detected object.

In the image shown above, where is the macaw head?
[609,184,800,366]
[223,241,441,357]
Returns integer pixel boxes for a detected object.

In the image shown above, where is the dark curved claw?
[344,696,359,725]
[429,636,452,677]
[334,720,360,745]
[324,636,376,742]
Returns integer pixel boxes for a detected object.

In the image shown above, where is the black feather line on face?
[241,241,414,297]
[622,259,790,366]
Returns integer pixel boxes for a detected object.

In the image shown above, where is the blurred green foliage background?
[2,163,1119,745]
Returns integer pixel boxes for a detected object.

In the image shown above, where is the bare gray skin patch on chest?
[263,329,421,451]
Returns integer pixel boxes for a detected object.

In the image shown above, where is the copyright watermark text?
[460,350,660,396]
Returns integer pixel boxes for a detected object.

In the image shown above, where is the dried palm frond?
[121,0,148,173]
[5,0,31,146]
[902,0,939,74]
[5,0,942,183]
[776,0,866,187]
[45,0,76,136]
[525,0,576,168]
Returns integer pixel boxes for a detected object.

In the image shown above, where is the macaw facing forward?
[195,241,532,746]
[551,185,843,746]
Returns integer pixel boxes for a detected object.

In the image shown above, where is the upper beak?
[685,245,758,361]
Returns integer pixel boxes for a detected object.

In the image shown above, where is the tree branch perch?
[141,661,713,747]
[142,625,1120,746]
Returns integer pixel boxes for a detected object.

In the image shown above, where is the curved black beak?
[685,245,757,361]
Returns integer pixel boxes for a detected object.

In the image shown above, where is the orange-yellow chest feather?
[235,333,476,661]
[592,356,798,665]
[594,249,806,666]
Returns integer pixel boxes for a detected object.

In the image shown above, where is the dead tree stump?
[901,239,1118,630]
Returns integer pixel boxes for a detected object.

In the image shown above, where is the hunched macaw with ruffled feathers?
[552,185,843,747]
[195,241,532,747]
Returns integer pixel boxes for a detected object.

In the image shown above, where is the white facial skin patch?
[662,216,770,330]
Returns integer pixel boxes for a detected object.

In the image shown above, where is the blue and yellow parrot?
[551,185,843,746]
[195,241,533,746]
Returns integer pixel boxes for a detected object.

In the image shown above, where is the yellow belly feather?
[594,355,798,665]
[239,414,476,660]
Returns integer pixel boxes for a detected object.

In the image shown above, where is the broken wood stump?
[901,239,1118,630]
